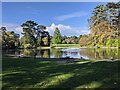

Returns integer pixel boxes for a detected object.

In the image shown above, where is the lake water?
[2,48,120,60]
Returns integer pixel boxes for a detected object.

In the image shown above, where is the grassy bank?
[45,44,118,49]
[18,44,118,49]
[2,57,120,89]
[51,44,80,48]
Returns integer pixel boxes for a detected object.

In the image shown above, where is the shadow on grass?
[2,57,120,89]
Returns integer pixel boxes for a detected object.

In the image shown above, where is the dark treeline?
[1,2,120,49]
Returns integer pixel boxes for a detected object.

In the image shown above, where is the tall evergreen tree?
[52,27,62,44]
[36,25,46,47]
[21,20,38,48]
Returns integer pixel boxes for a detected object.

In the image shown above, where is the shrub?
[24,44,32,49]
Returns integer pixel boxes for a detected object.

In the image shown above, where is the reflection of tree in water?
[42,49,50,58]
[3,48,119,59]
[3,49,21,57]
[33,49,50,58]
[79,49,95,59]
[106,49,119,59]
[21,49,50,58]
[50,49,62,58]
[70,52,78,55]
[36,50,43,58]
[14,50,21,56]
[118,49,120,59]
[62,51,67,56]
[22,49,35,57]
[62,51,78,57]
[80,48,118,60]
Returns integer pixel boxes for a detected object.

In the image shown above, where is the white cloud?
[1,23,89,37]
[54,11,89,21]
[1,23,23,37]
[46,23,89,36]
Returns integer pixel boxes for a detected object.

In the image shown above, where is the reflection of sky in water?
[50,54,55,58]
[60,48,89,59]
[61,48,81,52]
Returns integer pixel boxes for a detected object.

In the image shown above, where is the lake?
[2,48,120,60]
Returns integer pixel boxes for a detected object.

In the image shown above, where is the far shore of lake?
[53,47,118,49]
[40,46,118,49]
[2,46,118,50]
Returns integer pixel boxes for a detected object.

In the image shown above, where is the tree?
[87,2,119,47]
[79,35,88,47]
[42,37,49,46]
[1,27,7,48]
[1,20,50,49]
[36,25,46,47]
[1,27,20,49]
[21,20,50,48]
[51,27,62,44]
[21,20,38,48]
[89,5,107,28]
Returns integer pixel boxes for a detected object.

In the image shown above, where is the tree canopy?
[51,27,62,44]
[1,20,50,49]
[80,2,120,48]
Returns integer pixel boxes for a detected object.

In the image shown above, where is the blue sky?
[2,2,107,36]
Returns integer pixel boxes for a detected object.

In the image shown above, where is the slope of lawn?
[2,57,120,89]
[51,44,80,48]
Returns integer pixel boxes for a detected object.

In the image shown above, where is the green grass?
[2,57,120,89]
[51,44,80,48]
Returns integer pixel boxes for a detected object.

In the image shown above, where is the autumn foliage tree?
[80,2,120,47]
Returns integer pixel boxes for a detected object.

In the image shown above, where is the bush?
[24,44,32,49]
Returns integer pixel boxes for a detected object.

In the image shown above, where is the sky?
[2,2,107,37]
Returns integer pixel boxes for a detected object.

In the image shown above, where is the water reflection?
[2,48,120,60]
[50,49,62,58]
[22,49,36,57]
[79,48,119,60]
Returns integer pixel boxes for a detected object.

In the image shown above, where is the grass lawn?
[51,44,80,48]
[2,57,120,89]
